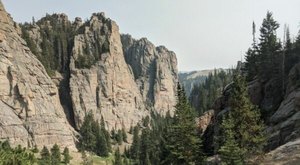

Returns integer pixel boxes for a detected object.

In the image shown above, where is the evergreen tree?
[111,128,116,140]
[40,146,51,165]
[258,11,282,80]
[32,145,39,153]
[189,69,233,115]
[79,112,97,151]
[116,129,123,145]
[166,83,205,164]
[95,127,109,157]
[139,128,151,165]
[63,147,71,164]
[143,116,150,127]
[129,126,133,134]
[100,115,112,152]
[0,144,36,165]
[130,126,140,159]
[114,148,123,165]
[218,114,244,165]
[219,74,266,163]
[284,26,300,74]
[122,128,128,143]
[51,144,61,165]
[244,22,259,81]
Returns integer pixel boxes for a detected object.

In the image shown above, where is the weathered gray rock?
[10,2,178,143]
[0,0,76,149]
[261,138,300,165]
[266,63,300,150]
[121,34,178,115]
[69,14,149,131]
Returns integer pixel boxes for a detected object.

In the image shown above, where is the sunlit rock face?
[0,1,76,150]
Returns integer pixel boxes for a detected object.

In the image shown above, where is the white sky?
[2,0,300,71]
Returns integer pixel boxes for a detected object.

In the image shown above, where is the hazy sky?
[2,0,300,71]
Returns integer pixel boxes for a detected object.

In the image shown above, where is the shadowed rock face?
[0,1,76,149]
[199,62,300,155]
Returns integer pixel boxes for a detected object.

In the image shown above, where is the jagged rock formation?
[19,9,178,131]
[0,1,75,149]
[121,34,178,115]
[69,13,148,130]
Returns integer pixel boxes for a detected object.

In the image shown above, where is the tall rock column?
[70,13,147,130]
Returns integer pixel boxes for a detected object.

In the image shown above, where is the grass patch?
[91,154,114,165]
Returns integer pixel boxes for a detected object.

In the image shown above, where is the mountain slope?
[179,69,226,96]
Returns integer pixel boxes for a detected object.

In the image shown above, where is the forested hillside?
[189,69,233,115]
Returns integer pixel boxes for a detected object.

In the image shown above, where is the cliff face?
[121,34,178,115]
[17,9,178,132]
[0,1,75,149]
[69,14,148,130]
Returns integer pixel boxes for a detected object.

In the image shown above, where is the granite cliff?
[0,1,75,149]
[0,0,178,147]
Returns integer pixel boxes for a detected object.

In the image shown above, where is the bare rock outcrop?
[197,110,214,135]
[69,14,148,130]
[121,34,178,115]
[266,63,300,150]
[261,138,300,164]
[0,1,75,149]
[17,5,178,136]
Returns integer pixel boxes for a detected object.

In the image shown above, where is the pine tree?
[100,116,112,152]
[284,26,299,74]
[129,126,133,134]
[0,144,36,165]
[219,74,266,163]
[63,147,71,164]
[32,145,39,153]
[51,144,61,165]
[111,128,116,140]
[258,11,282,80]
[122,128,128,143]
[166,83,205,164]
[79,112,97,151]
[114,148,123,165]
[139,128,151,165]
[95,129,109,157]
[116,129,123,145]
[40,146,51,165]
[130,126,140,159]
[244,22,259,81]
[218,114,244,165]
